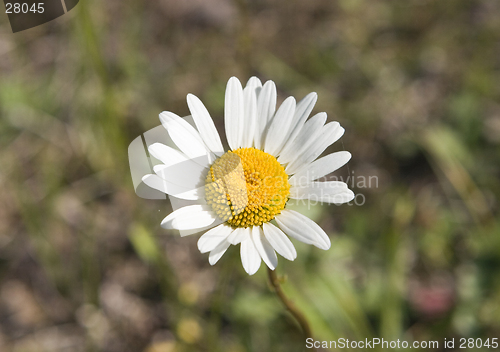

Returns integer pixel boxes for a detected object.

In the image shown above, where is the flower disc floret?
[205,148,290,227]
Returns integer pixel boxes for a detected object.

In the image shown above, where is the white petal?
[153,160,206,190]
[252,226,277,270]
[227,227,250,245]
[240,236,262,275]
[241,86,257,148]
[159,112,210,167]
[285,122,345,175]
[225,77,245,150]
[186,94,224,156]
[142,174,200,200]
[172,186,205,201]
[289,151,352,185]
[254,80,276,150]
[209,240,231,265]
[227,227,251,245]
[264,96,296,156]
[148,143,187,167]
[198,224,234,253]
[289,181,355,204]
[275,210,331,250]
[161,205,216,230]
[281,92,318,153]
[262,223,297,261]
[278,112,327,164]
[245,76,262,90]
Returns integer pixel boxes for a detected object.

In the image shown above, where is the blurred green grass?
[1,0,500,351]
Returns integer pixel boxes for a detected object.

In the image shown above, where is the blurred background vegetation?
[1,0,500,351]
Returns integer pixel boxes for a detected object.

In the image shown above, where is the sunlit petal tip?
[240,237,262,275]
[337,189,356,204]
[347,189,355,201]
[321,237,332,250]
[343,150,352,161]
[246,76,263,89]
[208,240,231,265]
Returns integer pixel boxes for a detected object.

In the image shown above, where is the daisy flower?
[142,77,354,275]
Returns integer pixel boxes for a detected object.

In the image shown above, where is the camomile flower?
[142,77,354,275]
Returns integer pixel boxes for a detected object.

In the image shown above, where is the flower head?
[142,77,354,275]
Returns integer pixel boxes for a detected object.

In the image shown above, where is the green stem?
[267,268,315,343]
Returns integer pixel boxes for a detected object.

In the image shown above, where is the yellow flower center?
[205,148,290,228]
